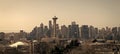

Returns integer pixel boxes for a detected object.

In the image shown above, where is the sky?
[0,0,120,33]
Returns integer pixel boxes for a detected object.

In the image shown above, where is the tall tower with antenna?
[52,16,58,37]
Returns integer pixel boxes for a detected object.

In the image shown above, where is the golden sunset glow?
[0,0,120,32]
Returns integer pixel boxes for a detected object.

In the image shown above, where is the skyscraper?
[112,27,118,36]
[89,26,98,39]
[89,26,95,39]
[68,22,79,38]
[38,23,44,37]
[112,27,118,40]
[56,24,61,38]
[29,26,38,40]
[61,25,68,38]
[98,28,106,39]
[81,25,89,40]
[48,20,53,37]
[44,26,49,37]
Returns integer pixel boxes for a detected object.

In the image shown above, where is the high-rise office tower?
[61,25,68,38]
[39,23,44,37]
[28,26,38,40]
[89,26,96,39]
[98,28,106,39]
[81,25,89,40]
[94,28,99,38]
[48,20,52,37]
[112,27,118,36]
[56,24,61,38]
[112,27,118,40]
[68,22,79,38]
[44,26,49,37]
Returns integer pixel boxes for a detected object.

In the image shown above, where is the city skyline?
[0,0,120,32]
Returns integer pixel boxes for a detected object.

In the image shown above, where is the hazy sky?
[0,0,120,32]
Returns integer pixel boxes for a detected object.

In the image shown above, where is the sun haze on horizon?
[0,0,120,33]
